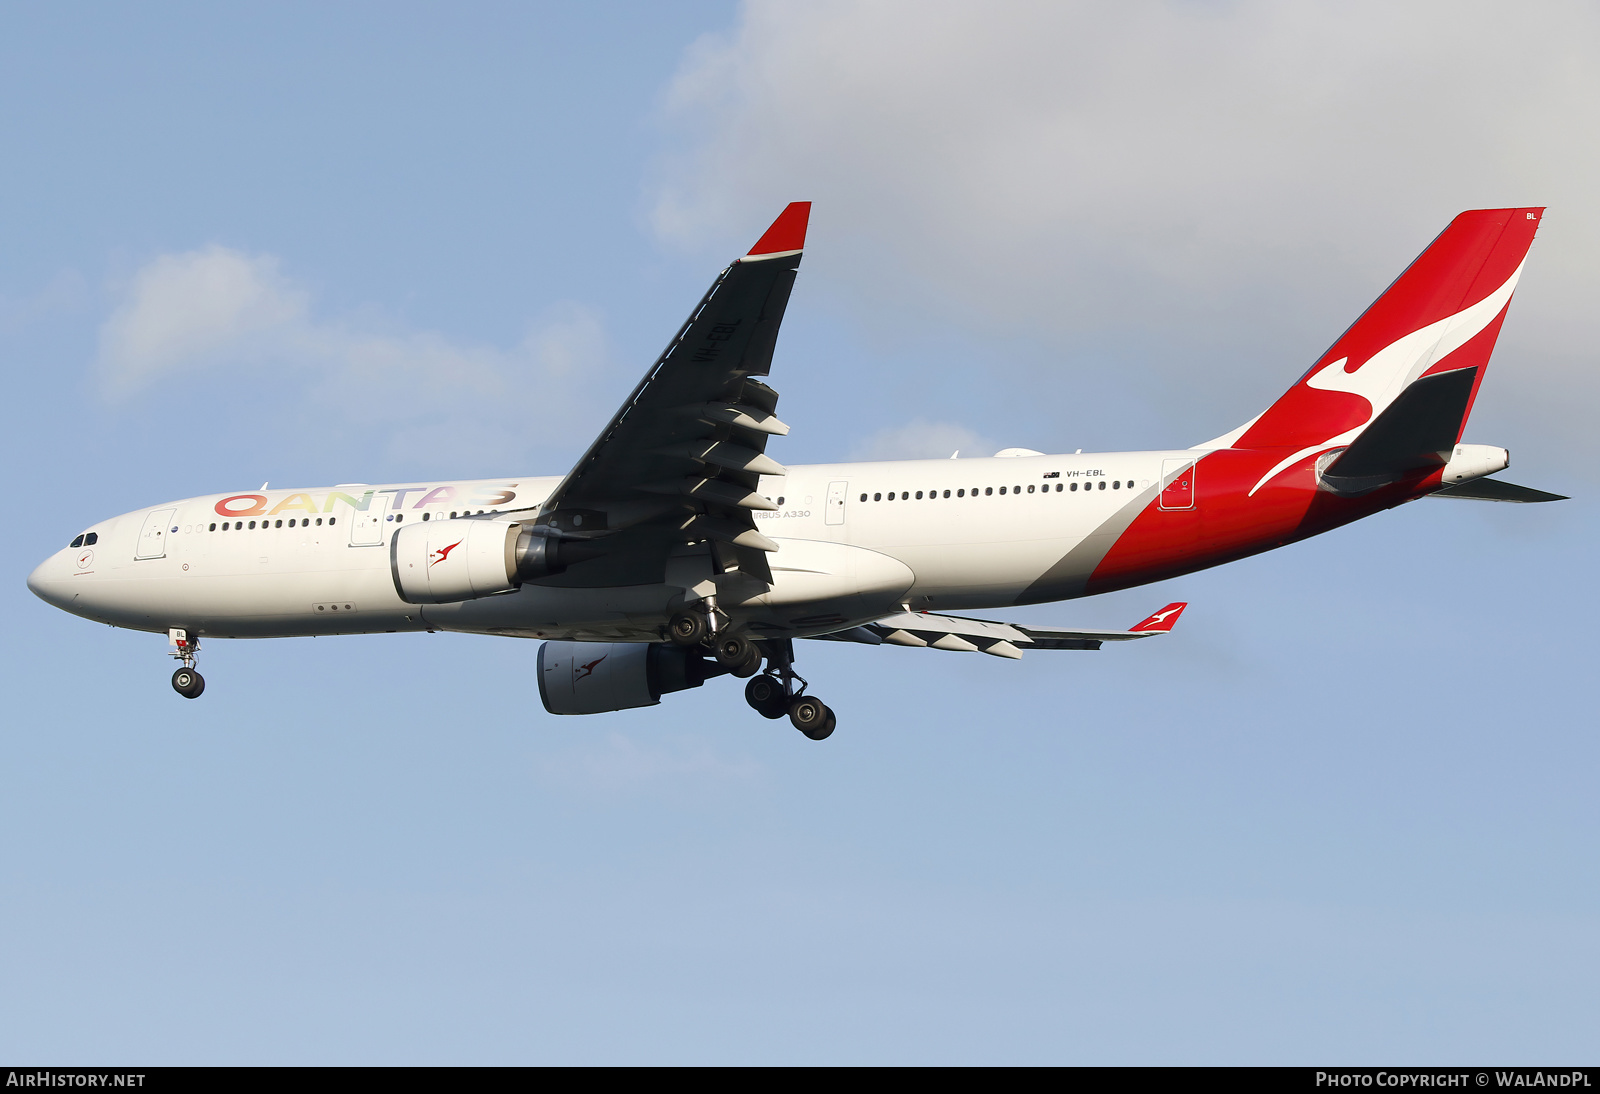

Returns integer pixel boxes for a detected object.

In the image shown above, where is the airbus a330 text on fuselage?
[28,204,1565,739]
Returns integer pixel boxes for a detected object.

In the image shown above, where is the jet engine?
[1440,444,1510,485]
[538,641,725,715]
[391,519,596,604]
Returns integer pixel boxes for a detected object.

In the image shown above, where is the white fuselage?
[28,451,1191,643]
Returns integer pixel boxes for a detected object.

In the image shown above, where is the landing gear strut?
[742,638,836,740]
[168,628,204,699]
[672,602,837,739]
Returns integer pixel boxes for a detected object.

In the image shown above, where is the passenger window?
[275,519,283,528]
[209,523,217,531]
[859,493,867,502]
[422,512,430,521]
[1028,484,1035,493]
[1014,486,1021,494]
[1098,481,1106,490]
[70,535,84,548]
[942,490,950,498]
[328,517,336,526]
[395,514,404,523]
[999,486,1006,495]
[1070,482,1078,492]
[450,511,457,518]
[316,518,323,526]
[248,521,257,529]
[985,487,993,496]
[915,491,923,499]
[873,493,881,501]
[777,497,785,505]
[956,489,964,497]
[1112,481,1120,489]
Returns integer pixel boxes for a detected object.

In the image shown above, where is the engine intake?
[538,641,726,715]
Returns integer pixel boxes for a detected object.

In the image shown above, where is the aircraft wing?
[814,603,1188,658]
[524,204,811,588]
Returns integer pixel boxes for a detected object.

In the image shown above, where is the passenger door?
[1159,459,1196,511]
[135,508,176,559]
[348,495,390,546]
[825,480,848,526]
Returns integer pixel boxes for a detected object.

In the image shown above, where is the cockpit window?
[85,532,98,545]
[70,535,84,548]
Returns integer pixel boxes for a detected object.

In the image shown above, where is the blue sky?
[3,1,1597,1064]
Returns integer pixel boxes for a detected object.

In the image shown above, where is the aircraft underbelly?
[881,536,1077,602]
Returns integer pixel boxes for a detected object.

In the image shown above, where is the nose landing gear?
[168,628,204,699]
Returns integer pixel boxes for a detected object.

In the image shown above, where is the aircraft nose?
[27,552,75,610]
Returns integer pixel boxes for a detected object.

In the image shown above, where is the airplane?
[27,203,1566,740]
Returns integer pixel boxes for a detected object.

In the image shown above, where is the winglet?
[1130,602,1187,632]
[746,202,811,259]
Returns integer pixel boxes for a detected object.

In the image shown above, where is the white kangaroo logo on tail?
[1246,261,1525,496]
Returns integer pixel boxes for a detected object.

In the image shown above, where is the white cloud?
[652,0,1600,457]
[98,247,306,395]
[850,418,993,461]
[95,246,614,468]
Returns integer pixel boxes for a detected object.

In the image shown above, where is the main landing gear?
[168,628,205,699]
[669,605,837,740]
[742,637,836,741]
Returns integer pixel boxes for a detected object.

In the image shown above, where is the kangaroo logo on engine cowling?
[574,655,606,682]
[430,540,464,567]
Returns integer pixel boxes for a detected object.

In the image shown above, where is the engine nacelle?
[391,519,599,604]
[391,518,521,604]
[1440,443,1509,485]
[537,641,722,715]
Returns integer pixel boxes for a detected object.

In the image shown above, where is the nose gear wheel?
[171,667,205,699]
[167,628,205,698]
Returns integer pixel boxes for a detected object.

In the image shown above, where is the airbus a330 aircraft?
[28,204,1565,739]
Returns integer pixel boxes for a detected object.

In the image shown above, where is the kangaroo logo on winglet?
[1131,603,1187,632]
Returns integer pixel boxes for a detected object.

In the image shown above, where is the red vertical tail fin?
[1212,208,1543,493]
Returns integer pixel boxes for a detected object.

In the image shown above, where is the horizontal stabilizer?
[1430,477,1568,503]
[1319,367,1477,495]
